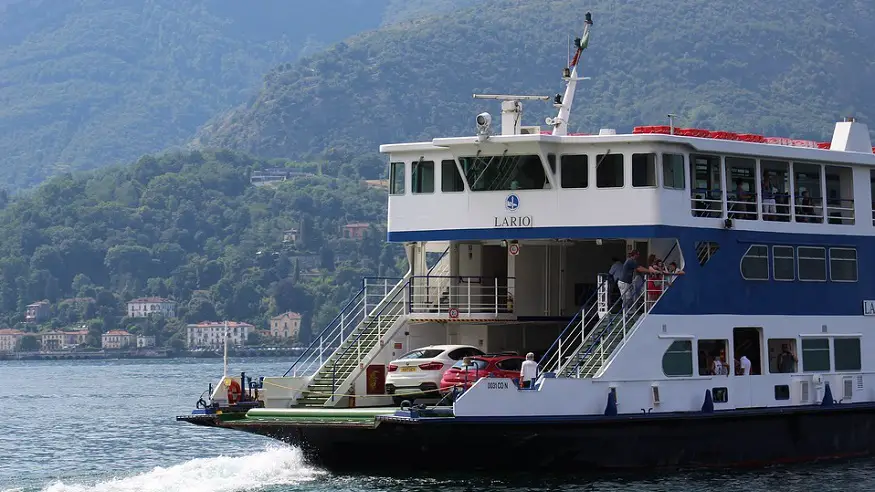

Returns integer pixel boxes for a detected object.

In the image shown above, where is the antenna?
[667,113,677,135]
[547,12,594,136]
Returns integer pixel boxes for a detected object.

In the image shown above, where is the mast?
[550,12,593,136]
[223,320,229,380]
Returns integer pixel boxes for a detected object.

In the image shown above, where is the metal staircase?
[541,276,667,379]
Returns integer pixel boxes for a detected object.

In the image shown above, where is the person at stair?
[618,250,658,311]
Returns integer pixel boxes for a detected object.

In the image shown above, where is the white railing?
[825,198,855,225]
[408,276,514,315]
[691,189,723,218]
[284,276,405,377]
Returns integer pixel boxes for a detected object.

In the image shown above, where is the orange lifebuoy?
[227,379,242,405]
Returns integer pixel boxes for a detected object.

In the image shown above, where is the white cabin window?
[412,160,435,194]
[797,246,826,282]
[690,154,722,218]
[389,162,405,195]
[698,339,730,376]
[596,154,624,188]
[662,153,685,189]
[460,155,547,191]
[632,153,656,187]
[762,160,791,221]
[793,162,823,223]
[441,160,464,192]
[726,157,756,221]
[825,165,854,225]
[772,246,795,281]
[801,338,830,372]
[740,245,769,280]
[829,247,857,282]
[834,338,861,372]
[560,154,588,188]
[661,340,693,377]
[768,339,798,373]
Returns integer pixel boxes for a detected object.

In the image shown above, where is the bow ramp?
[540,274,668,379]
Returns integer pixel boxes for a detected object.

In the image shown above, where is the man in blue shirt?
[617,250,658,311]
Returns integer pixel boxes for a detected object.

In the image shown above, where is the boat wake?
[34,445,324,492]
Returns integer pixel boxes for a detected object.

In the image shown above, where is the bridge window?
[825,165,854,224]
[829,247,857,282]
[690,154,722,218]
[661,340,693,377]
[740,245,769,280]
[797,246,826,281]
[412,160,434,194]
[834,337,861,371]
[389,162,405,195]
[596,154,624,188]
[632,153,656,187]
[772,246,795,281]
[441,160,464,192]
[560,154,588,188]
[460,155,547,191]
[662,153,685,189]
[793,162,823,223]
[762,160,791,222]
[801,338,830,372]
[726,157,756,220]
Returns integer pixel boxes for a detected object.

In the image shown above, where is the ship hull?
[184,403,875,472]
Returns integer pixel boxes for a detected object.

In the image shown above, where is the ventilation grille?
[800,380,810,403]
[857,374,864,390]
[844,378,854,400]
[695,241,720,266]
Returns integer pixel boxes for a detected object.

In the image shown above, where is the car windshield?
[399,349,444,360]
[451,359,488,370]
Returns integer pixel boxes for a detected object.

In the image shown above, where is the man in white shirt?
[520,352,538,389]
[739,355,752,375]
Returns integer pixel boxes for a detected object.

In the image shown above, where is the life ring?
[227,379,242,405]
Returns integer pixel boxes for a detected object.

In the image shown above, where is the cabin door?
[733,327,762,408]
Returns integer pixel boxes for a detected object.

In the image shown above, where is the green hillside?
[195,0,875,168]
[0,149,401,346]
[0,0,461,190]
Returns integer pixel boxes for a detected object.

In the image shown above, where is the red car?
[439,354,525,397]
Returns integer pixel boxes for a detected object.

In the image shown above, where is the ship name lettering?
[864,300,875,316]
[493,216,533,228]
[487,381,510,390]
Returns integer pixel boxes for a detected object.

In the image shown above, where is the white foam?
[40,445,324,492]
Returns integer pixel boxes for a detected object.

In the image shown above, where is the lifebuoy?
[227,379,242,405]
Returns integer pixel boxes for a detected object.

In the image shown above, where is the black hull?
[188,404,875,473]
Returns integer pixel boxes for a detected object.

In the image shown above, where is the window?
[663,153,685,189]
[596,154,624,188]
[460,155,547,191]
[451,358,488,370]
[412,160,434,194]
[441,160,464,192]
[497,358,523,372]
[712,387,728,403]
[801,338,830,372]
[661,340,693,377]
[772,246,795,281]
[446,347,485,360]
[829,248,857,282]
[695,241,720,266]
[774,385,790,400]
[560,154,588,188]
[400,349,445,359]
[632,153,656,187]
[768,338,798,373]
[834,338,861,371]
[698,339,730,376]
[690,154,722,218]
[740,245,769,280]
[797,246,826,281]
[389,162,405,195]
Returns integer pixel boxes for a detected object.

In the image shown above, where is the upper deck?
[381,122,875,242]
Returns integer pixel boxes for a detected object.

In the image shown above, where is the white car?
[385,344,484,405]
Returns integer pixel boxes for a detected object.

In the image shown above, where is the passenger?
[762,175,777,220]
[608,257,623,307]
[796,190,813,222]
[778,344,797,373]
[712,349,729,376]
[738,355,751,375]
[665,262,685,287]
[617,250,658,311]
[731,179,748,218]
[519,352,538,389]
[646,259,665,302]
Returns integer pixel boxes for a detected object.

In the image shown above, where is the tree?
[19,335,38,352]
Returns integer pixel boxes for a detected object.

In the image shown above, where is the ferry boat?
[179,13,875,472]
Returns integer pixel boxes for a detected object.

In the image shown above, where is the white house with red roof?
[127,297,176,318]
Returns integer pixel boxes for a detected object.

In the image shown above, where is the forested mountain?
[0,150,402,347]
[0,0,475,190]
[195,0,875,169]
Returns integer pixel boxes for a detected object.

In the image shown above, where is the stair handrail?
[538,275,611,370]
[568,290,639,377]
[283,275,405,377]
[330,278,410,399]
[426,247,450,275]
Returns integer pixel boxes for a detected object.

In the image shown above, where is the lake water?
[3,358,875,491]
